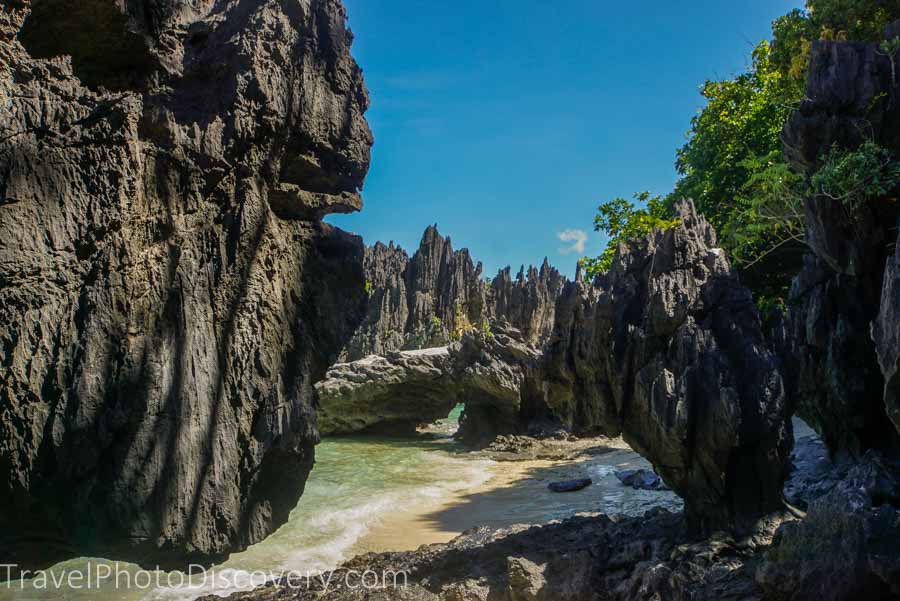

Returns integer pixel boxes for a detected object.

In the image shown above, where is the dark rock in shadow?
[0,0,371,574]
[547,478,592,493]
[781,26,900,460]
[616,469,668,491]
[536,200,793,533]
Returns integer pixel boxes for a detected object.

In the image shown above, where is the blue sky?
[327,0,805,278]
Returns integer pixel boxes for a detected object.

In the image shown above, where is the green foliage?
[481,318,494,340]
[807,0,900,42]
[577,256,604,280]
[429,315,443,333]
[769,2,900,88]
[811,141,900,209]
[450,304,474,342]
[880,35,900,56]
[770,10,815,81]
[662,0,900,302]
[579,0,900,303]
[364,280,374,297]
[879,36,900,85]
[580,192,679,280]
[667,40,799,238]
[721,151,806,270]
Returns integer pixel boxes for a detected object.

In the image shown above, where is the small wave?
[588,464,616,478]
[145,568,263,601]
[143,446,496,601]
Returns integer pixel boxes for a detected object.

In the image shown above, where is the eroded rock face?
[453,327,546,446]
[316,348,456,436]
[316,326,545,445]
[781,32,900,458]
[874,228,900,434]
[757,451,900,601]
[0,0,371,572]
[489,259,566,345]
[785,254,896,457]
[340,226,567,361]
[340,227,488,360]
[319,203,792,529]
[538,200,792,531]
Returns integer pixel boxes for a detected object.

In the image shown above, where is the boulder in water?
[616,469,668,491]
[548,478,593,493]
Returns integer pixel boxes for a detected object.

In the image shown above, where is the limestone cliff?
[340,226,487,359]
[340,225,566,361]
[874,231,900,433]
[781,32,900,458]
[488,258,566,344]
[536,201,792,531]
[317,325,544,445]
[0,0,371,573]
[318,202,793,531]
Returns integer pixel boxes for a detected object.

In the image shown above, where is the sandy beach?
[356,457,556,552]
[354,437,677,555]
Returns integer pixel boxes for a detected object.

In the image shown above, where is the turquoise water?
[0,406,681,600]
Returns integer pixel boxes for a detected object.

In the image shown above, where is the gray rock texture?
[784,254,896,457]
[316,348,456,436]
[340,225,566,361]
[317,326,545,445]
[874,226,900,436]
[537,200,792,531]
[757,451,900,601]
[488,258,566,345]
[616,469,667,491]
[452,327,546,446]
[340,227,488,360]
[0,0,371,573]
[781,31,900,458]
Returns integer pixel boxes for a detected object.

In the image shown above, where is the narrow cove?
[2,406,680,601]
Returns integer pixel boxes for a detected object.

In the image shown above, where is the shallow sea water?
[1,406,682,600]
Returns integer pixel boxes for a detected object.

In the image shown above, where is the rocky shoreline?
[204,431,899,601]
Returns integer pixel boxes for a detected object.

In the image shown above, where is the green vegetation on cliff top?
[581,0,900,304]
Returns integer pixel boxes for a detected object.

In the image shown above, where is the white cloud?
[557,229,588,255]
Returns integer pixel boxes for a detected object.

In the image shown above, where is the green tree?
[667,40,800,239]
[665,0,900,300]
[769,1,900,83]
[812,141,900,209]
[581,0,900,300]
[807,0,900,41]
[580,192,679,280]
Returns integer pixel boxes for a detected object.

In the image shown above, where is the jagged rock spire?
[341,226,568,359]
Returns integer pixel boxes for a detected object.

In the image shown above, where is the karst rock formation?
[320,201,794,531]
[535,200,792,531]
[0,0,372,573]
[781,30,900,459]
[317,325,545,446]
[340,225,567,361]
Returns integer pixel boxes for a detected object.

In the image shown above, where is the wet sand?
[357,457,555,552]
[356,437,680,554]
